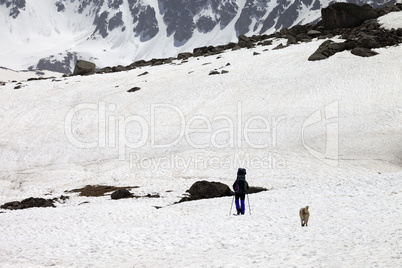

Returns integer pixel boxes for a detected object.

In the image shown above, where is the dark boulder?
[112,65,128,72]
[73,60,96,76]
[259,40,273,46]
[238,40,254,48]
[273,43,286,50]
[1,197,55,210]
[308,40,347,61]
[181,181,233,202]
[286,35,298,45]
[248,186,268,194]
[111,189,133,200]
[377,4,401,16]
[177,52,193,60]
[238,35,250,42]
[127,87,141,93]
[351,47,378,57]
[178,181,268,203]
[97,67,113,74]
[128,60,148,69]
[223,42,238,50]
[321,3,378,30]
[193,46,216,56]
[209,70,220,75]
[138,71,149,76]
[357,35,380,49]
[296,34,312,42]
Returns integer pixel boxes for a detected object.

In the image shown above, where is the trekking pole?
[247,193,251,215]
[229,195,234,215]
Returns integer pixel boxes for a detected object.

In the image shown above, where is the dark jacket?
[233,169,249,193]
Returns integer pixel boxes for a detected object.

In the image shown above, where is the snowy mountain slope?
[0,11,401,268]
[0,0,396,73]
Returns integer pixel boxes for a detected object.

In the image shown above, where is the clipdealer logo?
[64,102,287,161]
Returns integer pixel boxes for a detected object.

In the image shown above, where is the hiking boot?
[237,209,241,215]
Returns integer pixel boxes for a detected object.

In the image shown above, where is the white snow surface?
[0,68,63,82]
[0,12,402,267]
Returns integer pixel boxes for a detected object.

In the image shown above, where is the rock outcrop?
[73,60,96,76]
[321,3,379,30]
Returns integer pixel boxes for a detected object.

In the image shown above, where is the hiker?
[233,168,249,215]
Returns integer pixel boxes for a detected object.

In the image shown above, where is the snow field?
[0,12,402,267]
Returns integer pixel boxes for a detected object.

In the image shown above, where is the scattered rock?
[14,85,22,90]
[145,193,160,198]
[209,70,220,75]
[53,195,70,204]
[286,35,297,45]
[221,70,229,74]
[351,47,378,57]
[66,185,139,197]
[378,4,401,16]
[177,52,193,60]
[308,40,347,61]
[193,46,215,56]
[224,42,238,50]
[0,81,5,86]
[259,40,273,46]
[73,60,96,76]
[273,43,286,50]
[97,67,113,74]
[308,53,328,61]
[357,35,381,49]
[253,52,260,56]
[307,30,322,37]
[127,86,141,93]
[296,34,312,43]
[112,65,128,72]
[138,71,149,76]
[111,189,134,200]
[127,60,147,69]
[238,40,254,48]
[238,35,250,42]
[1,197,55,210]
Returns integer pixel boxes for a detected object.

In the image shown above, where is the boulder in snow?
[321,3,378,30]
[111,189,134,200]
[1,197,55,210]
[73,60,96,76]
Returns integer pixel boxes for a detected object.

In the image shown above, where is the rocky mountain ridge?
[68,2,401,77]
[1,0,398,73]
